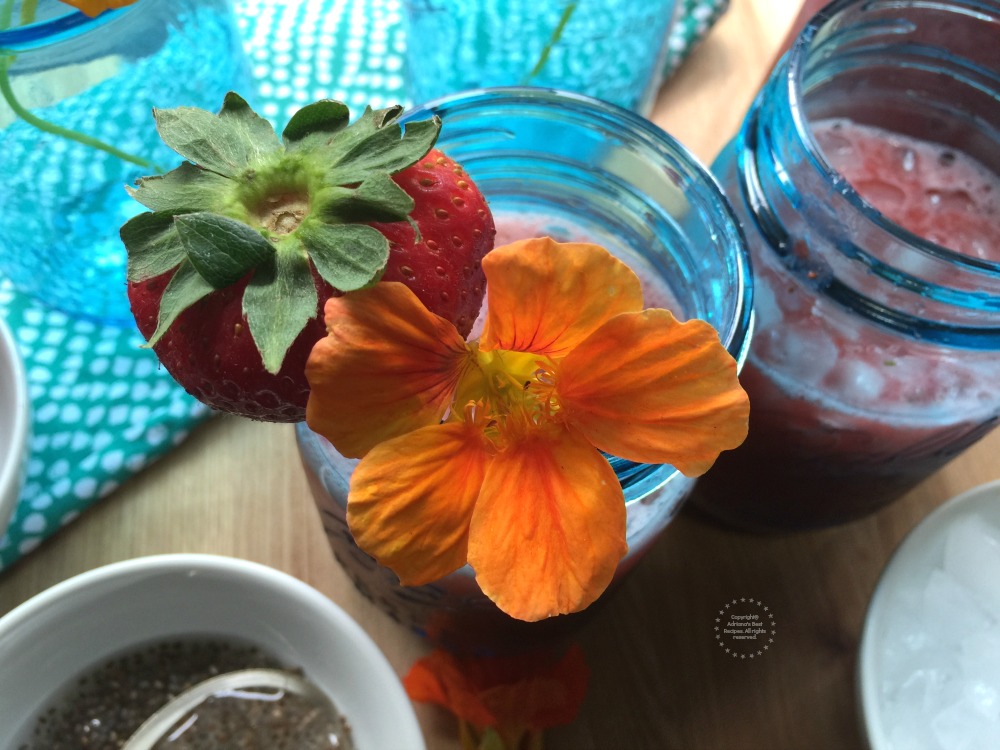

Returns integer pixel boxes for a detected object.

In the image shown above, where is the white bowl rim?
[0,553,427,750]
[857,478,1000,750]
[0,314,29,536]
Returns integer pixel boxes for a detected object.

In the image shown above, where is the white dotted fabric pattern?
[0,0,726,569]
[0,282,210,568]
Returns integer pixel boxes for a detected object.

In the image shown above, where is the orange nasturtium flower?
[60,0,136,17]
[403,646,589,750]
[305,237,749,621]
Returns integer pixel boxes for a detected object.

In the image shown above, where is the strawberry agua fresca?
[297,88,754,650]
[695,0,1000,530]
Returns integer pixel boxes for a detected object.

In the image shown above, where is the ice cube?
[931,693,1000,750]
[759,327,839,388]
[959,630,1000,694]
[887,722,928,750]
[887,666,952,716]
[826,358,886,403]
[922,569,994,643]
[752,281,782,327]
[881,585,934,680]
[855,178,907,214]
[943,515,1000,622]
[963,681,1000,722]
[931,699,985,750]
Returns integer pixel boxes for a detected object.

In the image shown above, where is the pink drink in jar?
[695,0,1000,530]
[815,120,997,261]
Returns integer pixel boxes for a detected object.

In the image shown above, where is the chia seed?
[15,636,353,750]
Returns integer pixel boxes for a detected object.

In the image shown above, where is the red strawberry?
[121,94,495,423]
[374,149,492,338]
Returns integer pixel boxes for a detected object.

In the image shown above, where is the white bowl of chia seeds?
[0,314,29,540]
[0,554,426,750]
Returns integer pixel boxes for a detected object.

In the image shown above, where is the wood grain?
[4,2,997,748]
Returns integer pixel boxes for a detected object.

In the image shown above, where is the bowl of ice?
[858,480,1000,750]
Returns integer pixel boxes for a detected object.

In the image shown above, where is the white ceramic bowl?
[0,554,426,749]
[0,314,29,538]
[858,479,1000,750]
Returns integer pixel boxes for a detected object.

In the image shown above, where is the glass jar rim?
[0,1,137,50]
[783,0,1000,275]
[402,85,755,366]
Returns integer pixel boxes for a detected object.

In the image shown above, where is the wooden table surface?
[5,1,999,748]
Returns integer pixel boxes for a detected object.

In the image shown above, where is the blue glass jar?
[695,0,1000,530]
[403,0,678,114]
[296,87,752,652]
[0,0,251,324]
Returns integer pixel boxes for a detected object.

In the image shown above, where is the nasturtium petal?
[60,0,134,17]
[480,238,643,357]
[403,651,497,730]
[476,645,590,730]
[305,282,472,458]
[347,421,489,586]
[404,646,589,734]
[468,425,627,622]
[556,309,749,476]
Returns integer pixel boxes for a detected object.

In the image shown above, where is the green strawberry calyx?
[120,92,441,374]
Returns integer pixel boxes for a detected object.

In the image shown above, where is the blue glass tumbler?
[296,87,753,653]
[694,0,1000,530]
[403,0,678,114]
[0,0,251,324]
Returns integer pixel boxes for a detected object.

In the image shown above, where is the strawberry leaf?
[126,163,233,213]
[173,212,275,289]
[145,260,215,348]
[303,106,440,185]
[305,106,394,168]
[298,221,389,291]
[328,117,441,184]
[244,248,318,374]
[282,99,351,150]
[371,105,404,125]
[154,92,281,178]
[121,210,188,282]
[219,91,281,152]
[315,173,414,224]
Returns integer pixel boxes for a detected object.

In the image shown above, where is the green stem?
[0,0,15,29]
[18,0,36,27]
[522,2,578,84]
[0,53,158,170]
[0,1,161,173]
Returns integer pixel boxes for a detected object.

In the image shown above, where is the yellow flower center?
[451,343,560,446]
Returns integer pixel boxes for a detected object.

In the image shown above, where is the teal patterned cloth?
[0,0,728,570]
